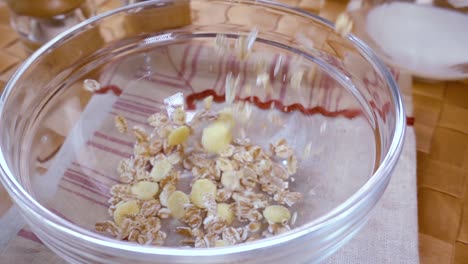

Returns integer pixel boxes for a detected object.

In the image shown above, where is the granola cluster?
[95,102,303,247]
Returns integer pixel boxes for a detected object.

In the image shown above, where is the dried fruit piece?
[190,179,217,208]
[159,184,176,206]
[263,205,291,224]
[131,181,159,200]
[113,200,140,226]
[217,203,234,224]
[335,13,353,37]
[167,191,190,219]
[221,171,241,191]
[215,239,230,247]
[201,121,232,153]
[218,109,235,129]
[168,126,190,146]
[150,158,172,182]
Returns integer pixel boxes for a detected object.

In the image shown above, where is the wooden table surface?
[0,0,467,263]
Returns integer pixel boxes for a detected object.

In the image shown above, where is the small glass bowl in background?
[6,0,95,52]
[0,0,405,263]
[347,0,468,81]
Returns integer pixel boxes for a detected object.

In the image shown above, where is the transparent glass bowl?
[348,0,468,81]
[0,0,405,263]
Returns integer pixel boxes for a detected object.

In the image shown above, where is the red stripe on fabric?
[113,105,149,118]
[59,185,108,207]
[114,101,156,115]
[94,131,133,148]
[94,85,122,96]
[109,112,150,127]
[180,45,192,77]
[266,54,279,101]
[149,71,184,82]
[65,169,112,192]
[406,117,414,126]
[18,229,43,244]
[213,55,226,92]
[186,89,362,118]
[240,60,248,88]
[108,112,147,127]
[137,76,187,88]
[71,162,119,183]
[279,55,291,101]
[49,208,75,224]
[166,46,193,91]
[61,177,110,200]
[118,97,162,113]
[187,44,204,82]
[86,141,131,158]
[123,92,164,106]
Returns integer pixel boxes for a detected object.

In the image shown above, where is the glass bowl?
[348,0,468,81]
[0,0,405,263]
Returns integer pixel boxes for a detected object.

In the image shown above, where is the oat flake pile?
[95,96,303,247]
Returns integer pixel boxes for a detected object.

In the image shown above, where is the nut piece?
[150,159,172,182]
[167,191,190,219]
[201,122,232,153]
[131,181,159,200]
[263,205,291,224]
[113,200,140,226]
[190,179,217,208]
[168,126,190,146]
[221,171,241,191]
[217,203,234,224]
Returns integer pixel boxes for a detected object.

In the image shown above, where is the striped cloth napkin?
[0,43,419,263]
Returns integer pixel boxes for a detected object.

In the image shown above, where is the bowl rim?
[0,0,406,257]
